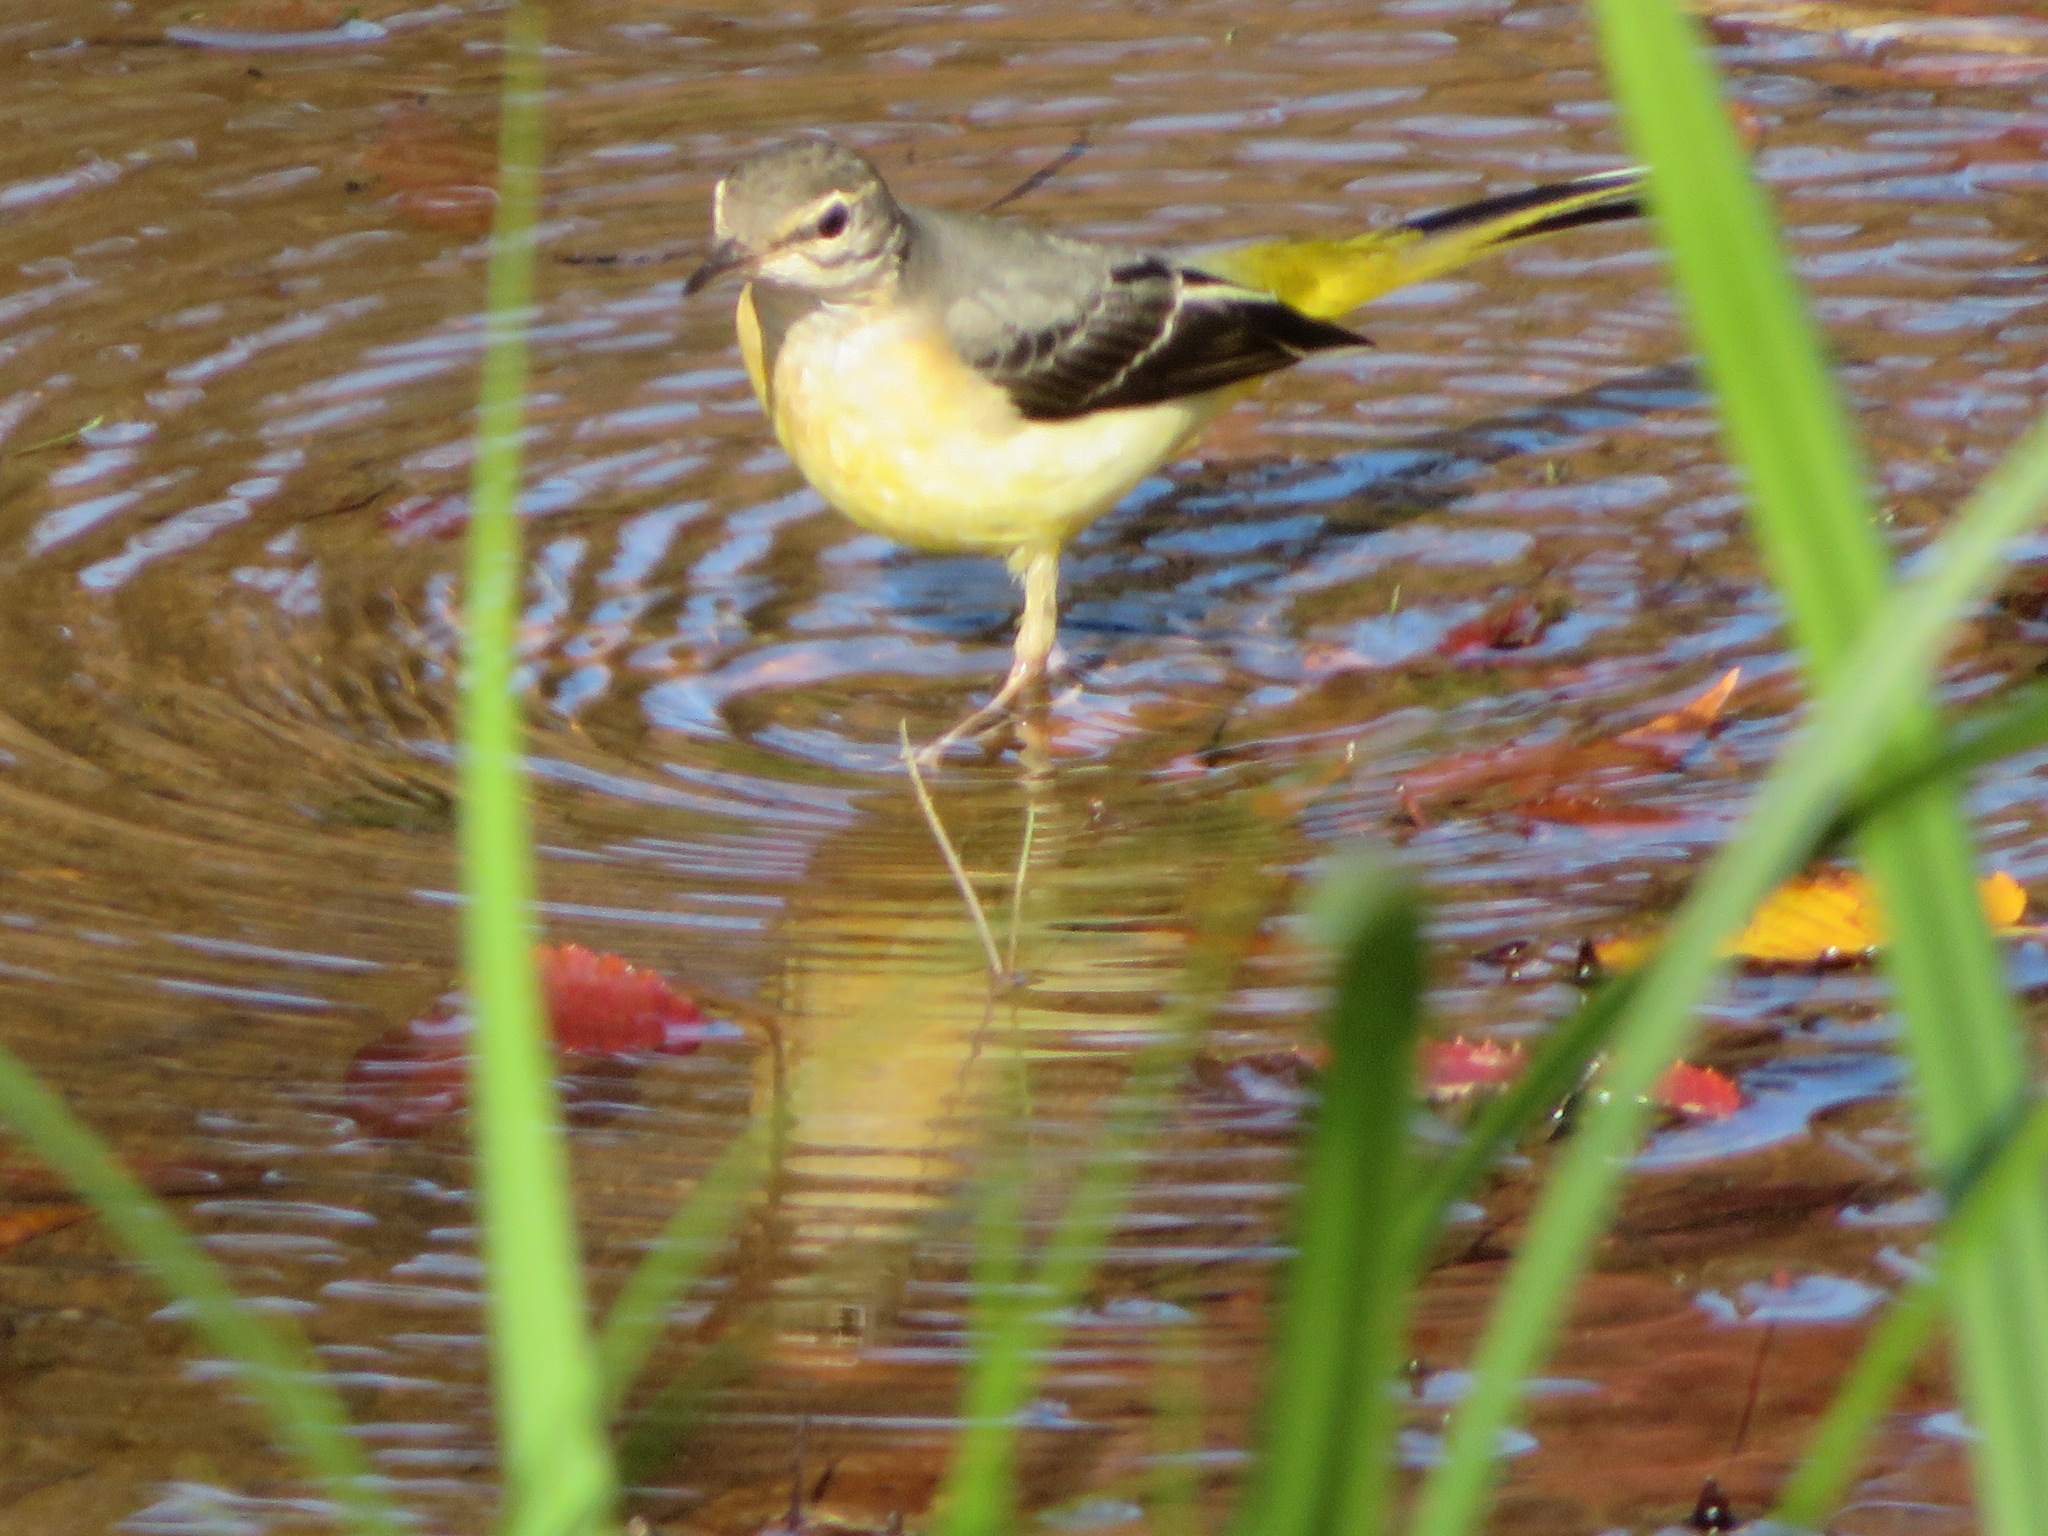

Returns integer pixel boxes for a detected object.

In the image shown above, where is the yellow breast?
[736,285,1220,556]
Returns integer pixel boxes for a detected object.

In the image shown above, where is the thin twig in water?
[1006,799,1038,977]
[6,414,103,457]
[901,723,1007,983]
[559,242,697,268]
[981,133,1092,215]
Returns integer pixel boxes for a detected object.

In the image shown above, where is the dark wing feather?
[969,259,1367,423]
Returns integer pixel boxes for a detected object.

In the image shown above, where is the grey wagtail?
[686,135,1642,759]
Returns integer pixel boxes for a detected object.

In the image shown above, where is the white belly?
[762,301,1220,555]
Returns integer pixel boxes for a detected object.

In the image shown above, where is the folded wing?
[959,257,1368,423]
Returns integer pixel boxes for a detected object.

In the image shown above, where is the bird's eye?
[815,202,850,240]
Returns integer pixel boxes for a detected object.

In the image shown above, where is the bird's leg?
[920,547,1060,762]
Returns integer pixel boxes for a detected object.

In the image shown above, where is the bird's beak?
[685,237,751,296]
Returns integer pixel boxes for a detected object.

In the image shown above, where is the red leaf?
[538,943,705,1056]
[1420,1036,1526,1099]
[1419,1038,1741,1122]
[344,946,708,1135]
[1438,597,1550,658]
[1654,1062,1743,1121]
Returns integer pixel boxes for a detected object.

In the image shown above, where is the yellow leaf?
[1730,868,1883,964]
[1982,869,2029,931]
[1594,869,2030,972]
[1589,934,1656,973]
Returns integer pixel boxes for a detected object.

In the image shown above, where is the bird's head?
[687,134,904,299]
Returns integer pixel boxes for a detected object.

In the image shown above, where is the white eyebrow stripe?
[784,191,846,236]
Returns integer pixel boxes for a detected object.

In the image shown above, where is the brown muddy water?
[4,1,2048,1532]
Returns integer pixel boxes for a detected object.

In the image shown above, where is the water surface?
[4,1,2048,1531]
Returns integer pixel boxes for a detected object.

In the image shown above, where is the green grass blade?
[1818,678,2048,854]
[0,1048,404,1536]
[596,1119,769,1416]
[460,9,618,1533]
[1406,0,2048,1521]
[1408,405,2048,1535]
[615,1327,764,1484]
[1232,855,1425,1536]
[1861,800,2048,1536]
[1774,1093,2048,1527]
[1585,1,2048,1528]
[934,861,1281,1536]
[1149,1318,1206,1536]
[1596,18,1880,651]
[1768,1283,1945,1536]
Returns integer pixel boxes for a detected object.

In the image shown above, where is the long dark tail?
[1199,165,1646,320]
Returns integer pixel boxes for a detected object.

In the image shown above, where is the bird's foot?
[915,694,1023,766]
[914,647,1063,766]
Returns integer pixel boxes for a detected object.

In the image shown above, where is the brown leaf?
[1517,792,1686,830]
[1402,668,1739,815]
[360,103,499,235]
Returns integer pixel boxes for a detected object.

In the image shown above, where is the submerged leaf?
[1402,668,1739,816]
[1437,596,1552,657]
[344,945,709,1135]
[539,943,707,1055]
[1420,1037,1526,1099]
[1517,792,1686,830]
[359,101,500,235]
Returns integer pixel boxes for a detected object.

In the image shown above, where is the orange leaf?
[361,104,499,193]
[1614,667,1740,763]
[0,1204,86,1252]
[186,1,346,29]
[360,103,500,235]
[389,184,498,236]
[1731,868,2028,963]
